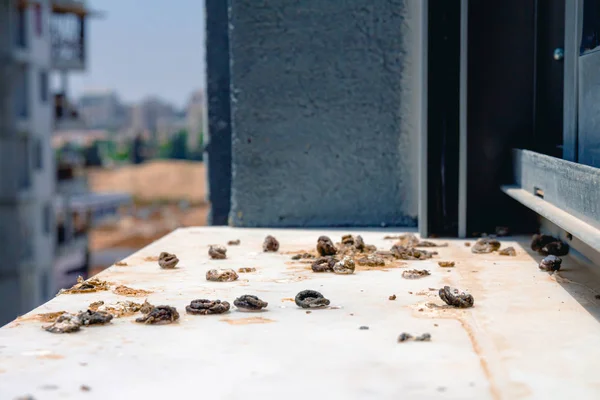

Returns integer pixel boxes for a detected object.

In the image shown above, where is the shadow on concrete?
[517,238,600,323]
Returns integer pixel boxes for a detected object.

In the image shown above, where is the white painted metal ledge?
[1,227,600,399]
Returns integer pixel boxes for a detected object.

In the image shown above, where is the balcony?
[54,92,86,130]
[50,1,89,70]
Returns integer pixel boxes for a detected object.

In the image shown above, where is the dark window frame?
[34,137,43,170]
[34,4,43,37]
[40,70,48,103]
[43,203,52,235]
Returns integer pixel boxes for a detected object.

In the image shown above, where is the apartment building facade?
[0,0,100,325]
[0,0,56,325]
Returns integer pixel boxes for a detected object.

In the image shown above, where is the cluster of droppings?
[498,247,517,256]
[295,290,331,309]
[402,269,431,279]
[206,269,239,282]
[135,306,180,325]
[234,295,268,311]
[333,257,355,275]
[263,235,280,252]
[356,255,385,267]
[89,300,153,318]
[78,310,114,326]
[158,252,179,269]
[438,261,455,268]
[531,234,569,256]
[316,236,337,256]
[471,238,501,254]
[58,276,111,294]
[336,234,377,257]
[43,313,83,334]
[208,245,227,260]
[390,245,435,260]
[43,309,114,334]
[186,299,231,315]
[439,286,474,308]
[35,230,557,345]
[398,333,431,342]
[311,256,337,272]
[539,255,562,272]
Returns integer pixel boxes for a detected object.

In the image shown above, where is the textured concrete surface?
[229,0,420,227]
[204,0,232,225]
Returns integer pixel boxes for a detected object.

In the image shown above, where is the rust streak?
[36,353,64,360]
[457,318,501,400]
[220,317,275,325]
[408,302,500,400]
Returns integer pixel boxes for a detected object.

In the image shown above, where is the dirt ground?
[88,160,209,272]
[88,160,206,204]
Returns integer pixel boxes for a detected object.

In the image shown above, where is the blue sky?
[68,0,205,109]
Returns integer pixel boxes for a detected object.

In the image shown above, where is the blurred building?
[186,89,205,150]
[0,0,132,325]
[77,89,127,130]
[0,0,59,324]
[130,96,177,142]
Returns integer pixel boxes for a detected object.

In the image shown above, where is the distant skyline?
[65,0,205,109]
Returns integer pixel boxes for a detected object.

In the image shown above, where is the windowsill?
[3,226,600,398]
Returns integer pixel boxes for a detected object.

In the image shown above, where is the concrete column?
[204,0,232,225]
[227,0,421,227]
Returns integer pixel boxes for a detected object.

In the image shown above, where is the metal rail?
[503,148,600,254]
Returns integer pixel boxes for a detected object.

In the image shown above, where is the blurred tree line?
[56,130,204,167]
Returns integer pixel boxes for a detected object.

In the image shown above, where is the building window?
[34,4,43,36]
[40,71,48,103]
[34,138,43,170]
[18,138,31,190]
[19,213,34,262]
[43,203,52,235]
[15,5,27,48]
[15,65,29,118]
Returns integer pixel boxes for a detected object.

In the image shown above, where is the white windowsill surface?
[1,227,600,399]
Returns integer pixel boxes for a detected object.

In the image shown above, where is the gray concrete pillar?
[204,0,232,226]
[227,0,421,227]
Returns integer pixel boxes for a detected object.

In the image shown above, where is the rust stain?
[115,261,128,266]
[408,300,500,400]
[113,285,153,297]
[143,256,159,262]
[36,353,64,360]
[220,317,275,325]
[16,311,66,323]
[457,318,501,400]
[281,298,295,302]
[0,368,6,373]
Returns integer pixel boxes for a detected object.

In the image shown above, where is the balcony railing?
[50,9,86,70]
